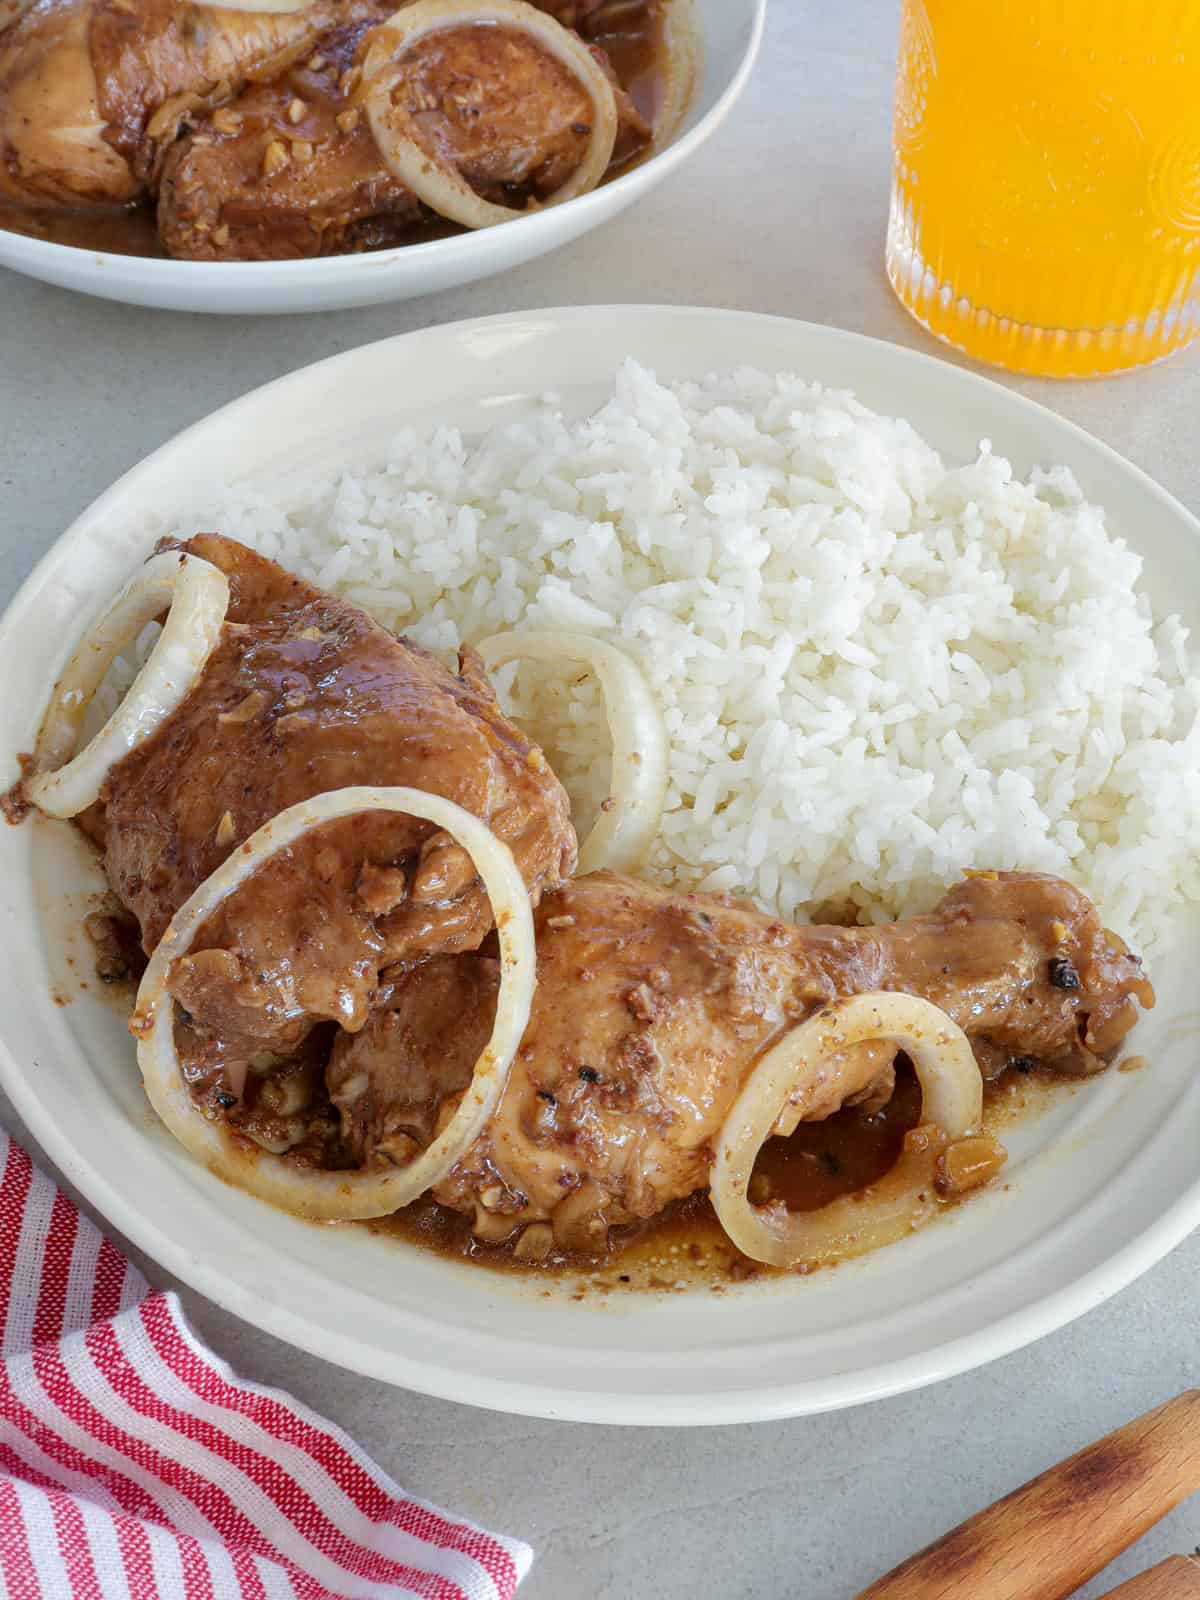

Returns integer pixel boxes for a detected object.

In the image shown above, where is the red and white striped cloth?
[0,1130,533,1600]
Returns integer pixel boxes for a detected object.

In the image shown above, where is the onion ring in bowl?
[363,0,619,231]
[28,551,229,820]
[477,630,667,874]
[132,785,536,1222]
[710,993,984,1268]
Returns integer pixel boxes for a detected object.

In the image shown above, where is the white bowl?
[0,0,763,314]
[1,306,1197,1424]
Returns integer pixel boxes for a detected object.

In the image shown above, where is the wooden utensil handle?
[857,1391,1200,1600]
[1096,1557,1200,1599]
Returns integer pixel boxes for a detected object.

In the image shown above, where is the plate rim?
[2,303,1198,1425]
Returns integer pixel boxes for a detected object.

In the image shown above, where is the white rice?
[172,359,1200,957]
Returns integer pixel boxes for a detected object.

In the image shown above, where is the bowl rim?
[0,0,767,282]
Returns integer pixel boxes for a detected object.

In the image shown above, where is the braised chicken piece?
[97,534,576,1082]
[322,870,1153,1249]
[158,9,651,261]
[0,0,352,209]
[158,8,410,262]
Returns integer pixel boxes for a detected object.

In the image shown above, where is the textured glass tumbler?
[886,0,1200,377]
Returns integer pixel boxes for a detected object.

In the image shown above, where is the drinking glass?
[887,0,1200,376]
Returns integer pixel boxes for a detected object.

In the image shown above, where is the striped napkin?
[0,1129,533,1599]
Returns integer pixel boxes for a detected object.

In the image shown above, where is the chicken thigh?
[97,534,576,1077]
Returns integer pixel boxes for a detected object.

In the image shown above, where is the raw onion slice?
[477,630,667,873]
[132,785,536,1222]
[710,993,984,1269]
[28,551,229,820]
[363,0,619,231]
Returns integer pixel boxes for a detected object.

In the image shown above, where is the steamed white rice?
[173,360,1200,957]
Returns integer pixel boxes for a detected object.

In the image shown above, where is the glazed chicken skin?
[0,0,355,208]
[323,870,1153,1250]
[159,8,407,261]
[95,534,576,1079]
[158,8,651,261]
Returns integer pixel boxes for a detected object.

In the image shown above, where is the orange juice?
[887,0,1200,376]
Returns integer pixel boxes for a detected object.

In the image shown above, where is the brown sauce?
[0,1,670,261]
[588,0,668,127]
[0,202,164,257]
[754,1065,924,1213]
[367,1062,1057,1290]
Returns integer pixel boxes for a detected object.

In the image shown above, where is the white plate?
[0,0,762,315]
[2,307,1197,1425]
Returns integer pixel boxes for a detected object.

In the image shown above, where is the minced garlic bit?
[935,1135,1007,1197]
[513,1223,554,1263]
[218,690,267,725]
[262,140,290,177]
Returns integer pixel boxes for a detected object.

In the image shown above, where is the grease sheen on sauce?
[368,1063,1070,1290]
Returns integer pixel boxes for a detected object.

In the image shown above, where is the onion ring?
[710,993,984,1269]
[28,551,229,820]
[132,785,536,1222]
[363,0,619,231]
[477,630,667,873]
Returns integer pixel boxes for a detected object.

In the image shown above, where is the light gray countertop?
[1,5,1197,1596]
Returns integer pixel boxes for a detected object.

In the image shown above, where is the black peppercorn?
[1048,956,1081,990]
